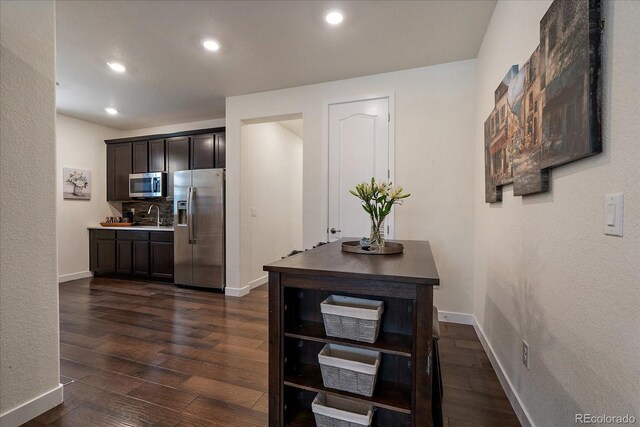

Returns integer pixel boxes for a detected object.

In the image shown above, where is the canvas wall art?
[485,0,602,203]
[63,167,91,200]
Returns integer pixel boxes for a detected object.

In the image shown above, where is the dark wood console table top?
[264,239,439,286]
[264,239,440,426]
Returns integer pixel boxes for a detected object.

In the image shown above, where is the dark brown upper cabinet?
[133,139,166,174]
[215,132,226,168]
[190,134,215,170]
[166,136,189,199]
[107,142,132,201]
[105,127,224,200]
[148,139,166,172]
[132,141,149,173]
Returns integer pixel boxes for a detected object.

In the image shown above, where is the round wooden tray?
[341,240,404,255]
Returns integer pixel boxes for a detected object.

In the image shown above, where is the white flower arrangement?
[350,177,410,247]
[66,171,88,189]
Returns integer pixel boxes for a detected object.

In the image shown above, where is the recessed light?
[202,39,220,51]
[107,62,126,73]
[105,107,118,115]
[324,9,344,25]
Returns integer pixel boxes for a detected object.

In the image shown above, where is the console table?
[264,239,440,426]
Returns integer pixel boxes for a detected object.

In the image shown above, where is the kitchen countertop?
[88,225,174,232]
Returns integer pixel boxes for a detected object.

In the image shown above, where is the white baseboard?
[436,310,534,427]
[0,383,63,427]
[58,270,92,283]
[248,275,267,290]
[225,285,250,297]
[438,310,474,325]
[473,317,535,427]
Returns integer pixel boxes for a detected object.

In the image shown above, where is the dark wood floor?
[25,278,519,427]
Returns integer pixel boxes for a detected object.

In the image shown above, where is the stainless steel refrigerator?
[173,169,225,290]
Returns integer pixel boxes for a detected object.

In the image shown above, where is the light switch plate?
[251,207,257,218]
[604,193,624,236]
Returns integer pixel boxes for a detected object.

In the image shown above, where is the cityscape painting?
[485,0,602,203]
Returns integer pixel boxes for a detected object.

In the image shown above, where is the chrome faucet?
[148,205,161,227]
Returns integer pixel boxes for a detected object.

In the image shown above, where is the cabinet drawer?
[150,231,174,242]
[93,230,116,239]
[117,230,149,241]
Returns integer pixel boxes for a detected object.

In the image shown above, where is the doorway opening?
[240,114,303,290]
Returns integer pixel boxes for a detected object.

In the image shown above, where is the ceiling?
[55,0,496,130]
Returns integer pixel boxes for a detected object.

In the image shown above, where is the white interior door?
[328,97,390,242]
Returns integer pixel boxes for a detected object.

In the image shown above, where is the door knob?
[330,228,341,234]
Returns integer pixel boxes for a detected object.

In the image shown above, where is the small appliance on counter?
[174,168,225,291]
[129,172,166,198]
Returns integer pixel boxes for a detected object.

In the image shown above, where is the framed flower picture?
[63,167,91,200]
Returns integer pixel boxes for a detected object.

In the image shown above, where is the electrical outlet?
[522,340,530,369]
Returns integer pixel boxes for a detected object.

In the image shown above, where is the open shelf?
[284,364,412,414]
[285,320,412,357]
[268,244,438,425]
[286,408,315,427]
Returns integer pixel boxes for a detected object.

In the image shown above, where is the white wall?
[473,1,640,425]
[118,117,225,138]
[226,60,477,306]
[243,122,303,286]
[0,1,63,424]
[56,114,121,281]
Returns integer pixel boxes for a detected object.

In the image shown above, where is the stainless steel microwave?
[129,172,166,198]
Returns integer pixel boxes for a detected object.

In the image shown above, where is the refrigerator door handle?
[188,186,196,243]
[186,186,191,244]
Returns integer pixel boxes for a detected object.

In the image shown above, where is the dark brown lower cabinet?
[150,242,174,279]
[133,241,150,276]
[90,230,116,274]
[90,229,173,282]
[93,239,116,274]
[116,240,133,274]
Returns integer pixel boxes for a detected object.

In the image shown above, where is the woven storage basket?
[320,296,384,343]
[312,393,374,427]
[318,344,381,397]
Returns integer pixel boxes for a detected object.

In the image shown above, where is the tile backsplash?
[122,201,173,226]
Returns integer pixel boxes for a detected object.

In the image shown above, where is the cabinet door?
[166,136,189,199]
[150,241,174,279]
[133,241,150,276]
[116,240,133,274]
[95,239,116,274]
[190,134,215,169]
[148,139,166,172]
[107,142,132,201]
[214,132,226,168]
[132,141,149,173]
